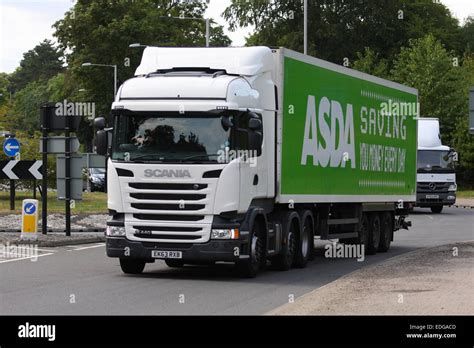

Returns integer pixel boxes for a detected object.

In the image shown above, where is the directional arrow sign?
[3,138,20,157]
[0,161,42,180]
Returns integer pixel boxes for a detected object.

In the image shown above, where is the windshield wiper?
[181,154,220,161]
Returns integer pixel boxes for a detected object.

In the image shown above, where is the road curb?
[0,236,105,247]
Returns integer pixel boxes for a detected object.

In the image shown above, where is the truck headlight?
[106,225,126,236]
[211,228,239,240]
[448,184,457,192]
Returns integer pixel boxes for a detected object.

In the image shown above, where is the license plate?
[426,195,439,199]
[151,250,182,259]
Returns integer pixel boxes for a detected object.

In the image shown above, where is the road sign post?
[21,199,39,240]
[3,138,20,211]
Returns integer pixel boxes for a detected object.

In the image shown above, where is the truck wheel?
[165,259,184,268]
[294,211,313,268]
[236,222,265,278]
[271,211,299,271]
[431,206,443,214]
[356,213,369,252]
[378,212,393,252]
[367,213,381,255]
[119,259,145,274]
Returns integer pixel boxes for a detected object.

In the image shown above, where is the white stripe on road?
[0,253,54,263]
[71,243,105,251]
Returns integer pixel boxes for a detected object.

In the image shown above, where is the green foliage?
[352,48,389,78]
[9,40,64,93]
[390,35,464,144]
[224,0,465,65]
[462,17,474,54]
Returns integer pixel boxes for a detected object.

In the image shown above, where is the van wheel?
[119,259,145,274]
[378,212,393,252]
[236,222,264,278]
[367,213,381,255]
[165,259,184,268]
[431,206,443,214]
[271,211,299,271]
[294,211,313,268]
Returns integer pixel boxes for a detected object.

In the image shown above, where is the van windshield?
[417,150,454,172]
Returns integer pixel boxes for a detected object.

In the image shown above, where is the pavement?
[268,241,474,315]
[0,232,105,247]
[0,207,473,315]
[454,198,474,209]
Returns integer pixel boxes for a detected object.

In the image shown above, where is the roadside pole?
[41,106,48,235]
[9,156,15,210]
[65,113,71,236]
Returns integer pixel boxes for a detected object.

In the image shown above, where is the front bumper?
[416,192,456,207]
[106,237,247,263]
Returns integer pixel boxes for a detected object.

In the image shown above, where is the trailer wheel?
[236,221,265,278]
[378,212,393,252]
[271,211,299,271]
[367,213,381,255]
[356,213,369,252]
[294,210,314,268]
[165,259,184,268]
[119,259,145,274]
[430,206,443,214]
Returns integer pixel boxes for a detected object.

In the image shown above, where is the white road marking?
[0,253,54,263]
[71,243,105,251]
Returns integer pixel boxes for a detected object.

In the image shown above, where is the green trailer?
[277,49,418,204]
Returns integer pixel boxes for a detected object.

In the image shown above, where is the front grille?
[125,176,214,243]
[141,242,193,249]
[133,226,201,232]
[133,214,205,221]
[130,193,206,201]
[417,182,450,193]
[129,183,207,190]
[131,203,205,211]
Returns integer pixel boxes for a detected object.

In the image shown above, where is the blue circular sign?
[3,138,20,157]
[24,203,36,215]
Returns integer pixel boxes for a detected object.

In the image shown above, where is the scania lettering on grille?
[144,169,191,178]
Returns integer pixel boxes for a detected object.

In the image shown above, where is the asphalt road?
[1,207,473,315]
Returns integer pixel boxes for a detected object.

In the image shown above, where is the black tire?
[367,213,381,255]
[431,206,443,214]
[165,259,184,268]
[294,210,314,268]
[356,213,369,252]
[236,221,265,278]
[378,212,393,252]
[271,211,299,271]
[119,259,145,274]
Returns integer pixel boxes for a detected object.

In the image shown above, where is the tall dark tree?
[224,0,463,66]
[9,39,64,92]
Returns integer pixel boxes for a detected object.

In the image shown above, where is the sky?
[0,0,472,73]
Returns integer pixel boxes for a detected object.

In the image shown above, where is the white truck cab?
[416,118,457,213]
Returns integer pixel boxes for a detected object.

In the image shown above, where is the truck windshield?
[417,150,454,172]
[111,112,251,163]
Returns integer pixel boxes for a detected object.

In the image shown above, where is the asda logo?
[301,96,356,168]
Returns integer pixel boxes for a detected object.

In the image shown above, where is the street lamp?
[158,15,210,47]
[81,62,118,97]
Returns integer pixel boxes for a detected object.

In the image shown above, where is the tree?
[9,40,64,93]
[224,0,463,66]
[391,35,465,144]
[53,0,231,120]
[461,16,474,54]
[352,48,389,78]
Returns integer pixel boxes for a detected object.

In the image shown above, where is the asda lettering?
[301,96,356,168]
